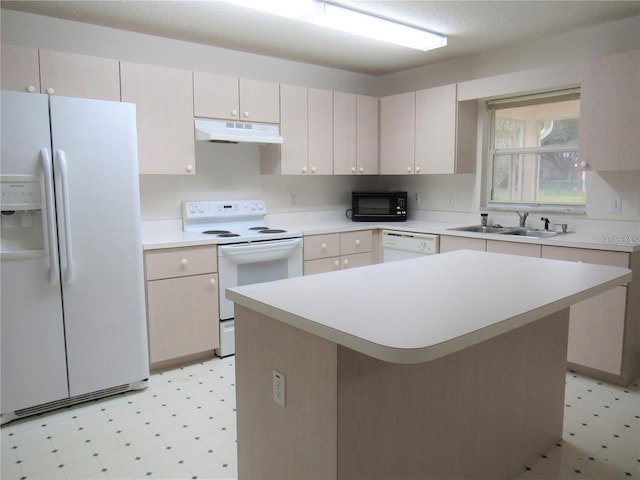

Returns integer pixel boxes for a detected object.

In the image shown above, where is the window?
[488,89,583,210]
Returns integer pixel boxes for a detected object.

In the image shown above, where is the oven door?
[218,238,303,320]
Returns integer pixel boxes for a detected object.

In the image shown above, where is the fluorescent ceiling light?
[223,0,447,52]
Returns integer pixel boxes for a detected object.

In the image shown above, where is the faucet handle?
[541,217,551,231]
[553,223,568,233]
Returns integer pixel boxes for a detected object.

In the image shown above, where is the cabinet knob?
[351,166,356,173]
[343,259,349,266]
[243,111,250,118]
[359,167,364,173]
[321,243,327,250]
[231,109,238,116]
[302,166,308,173]
[46,87,55,95]
[180,258,188,266]
[406,166,412,173]
[311,166,317,174]
[186,164,194,172]
[210,278,216,286]
[26,85,36,93]
[579,161,587,168]
[355,240,360,246]
[334,260,340,268]
[415,165,421,173]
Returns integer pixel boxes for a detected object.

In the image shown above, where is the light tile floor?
[1,357,638,479]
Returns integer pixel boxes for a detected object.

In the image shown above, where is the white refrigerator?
[0,91,149,424]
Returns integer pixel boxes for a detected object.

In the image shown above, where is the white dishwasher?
[382,230,439,262]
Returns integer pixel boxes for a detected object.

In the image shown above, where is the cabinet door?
[357,94,379,175]
[333,91,357,175]
[341,230,373,256]
[308,88,334,174]
[380,91,415,174]
[341,252,373,270]
[304,257,340,276]
[193,71,240,120]
[1,44,40,93]
[121,61,195,175]
[239,78,280,124]
[415,84,456,174]
[486,240,541,258]
[579,50,640,171]
[146,273,219,364]
[304,233,341,260]
[39,50,120,101]
[541,245,630,377]
[439,235,486,253]
[278,84,308,174]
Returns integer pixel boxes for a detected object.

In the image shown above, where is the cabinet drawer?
[541,246,629,268]
[145,246,217,280]
[439,235,486,253]
[341,252,373,269]
[341,230,373,255]
[486,240,541,258]
[304,234,341,260]
[304,257,340,276]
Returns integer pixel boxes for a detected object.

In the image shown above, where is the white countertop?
[142,215,640,253]
[227,250,632,364]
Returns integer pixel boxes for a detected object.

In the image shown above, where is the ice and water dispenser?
[1,176,47,258]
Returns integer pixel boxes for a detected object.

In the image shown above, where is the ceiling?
[2,1,640,75]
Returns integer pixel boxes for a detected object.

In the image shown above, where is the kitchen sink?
[447,225,517,234]
[499,228,563,239]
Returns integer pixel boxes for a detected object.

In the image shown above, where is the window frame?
[485,89,585,214]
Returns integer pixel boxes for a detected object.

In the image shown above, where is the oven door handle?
[218,238,302,256]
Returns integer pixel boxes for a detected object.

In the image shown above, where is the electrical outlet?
[273,370,285,407]
[447,194,455,208]
[289,193,296,206]
[610,195,622,214]
[415,193,421,205]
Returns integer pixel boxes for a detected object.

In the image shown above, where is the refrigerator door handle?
[54,149,75,285]
[40,148,60,285]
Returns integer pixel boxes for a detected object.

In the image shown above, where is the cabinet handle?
[415,165,421,173]
[27,85,36,93]
[355,239,360,246]
[231,109,238,116]
[406,166,412,173]
[321,243,327,250]
[46,87,55,95]
[359,167,364,173]
[210,278,216,286]
[311,166,317,174]
[186,164,194,172]
[334,260,340,268]
[579,161,587,168]
[302,166,308,173]
[243,111,250,118]
[351,166,356,173]
[343,259,349,266]
[180,258,188,266]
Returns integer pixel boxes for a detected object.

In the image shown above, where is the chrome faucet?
[541,217,551,231]
[516,211,529,227]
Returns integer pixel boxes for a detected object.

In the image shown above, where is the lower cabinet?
[304,230,374,275]
[486,240,541,257]
[541,246,637,384]
[144,246,219,370]
[439,235,486,253]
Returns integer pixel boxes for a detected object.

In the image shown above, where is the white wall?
[2,9,639,223]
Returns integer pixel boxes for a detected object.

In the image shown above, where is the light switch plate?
[273,370,285,407]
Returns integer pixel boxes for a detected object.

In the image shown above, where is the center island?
[226,249,631,480]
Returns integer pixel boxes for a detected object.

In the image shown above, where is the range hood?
[195,118,283,144]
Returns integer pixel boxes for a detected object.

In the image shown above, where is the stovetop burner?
[249,226,269,231]
[259,229,286,234]
[202,230,232,235]
[216,233,241,238]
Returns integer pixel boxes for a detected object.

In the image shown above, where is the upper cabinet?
[1,44,40,93]
[381,85,476,175]
[334,93,379,175]
[120,61,195,175]
[193,72,280,124]
[261,84,333,175]
[1,45,120,101]
[380,91,416,174]
[579,50,640,171]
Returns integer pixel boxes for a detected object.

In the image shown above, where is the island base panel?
[235,305,569,479]
[337,308,569,479]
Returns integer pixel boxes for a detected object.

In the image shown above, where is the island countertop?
[226,250,632,364]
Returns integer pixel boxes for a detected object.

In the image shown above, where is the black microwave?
[351,191,407,222]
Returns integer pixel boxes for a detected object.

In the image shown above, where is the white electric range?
[182,200,303,356]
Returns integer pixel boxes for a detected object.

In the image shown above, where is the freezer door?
[49,96,149,396]
[0,91,69,413]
